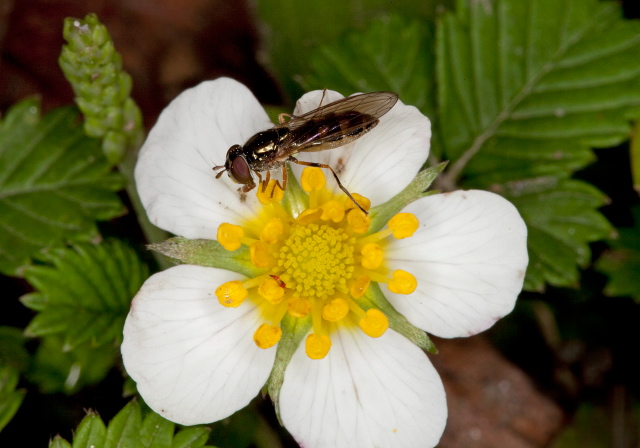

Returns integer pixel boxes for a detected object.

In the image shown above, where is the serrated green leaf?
[140,411,174,448]
[502,178,613,291]
[171,427,211,448]
[596,206,640,301]
[438,0,640,185]
[27,335,118,394]
[302,15,436,119]
[255,1,448,101]
[105,400,142,448]
[73,412,107,448]
[0,365,25,432]
[0,99,125,276]
[21,240,148,350]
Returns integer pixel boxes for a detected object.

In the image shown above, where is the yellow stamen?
[253,323,282,349]
[359,309,389,338]
[217,223,244,251]
[346,193,371,212]
[296,208,322,225]
[257,179,285,205]
[260,218,284,244]
[349,275,371,299]
[288,296,313,318]
[347,209,370,234]
[258,277,285,304]
[388,269,417,294]
[301,167,326,192]
[388,213,419,239]
[305,333,331,359]
[360,243,384,270]
[320,200,345,223]
[215,281,248,308]
[322,298,349,322]
[250,241,272,268]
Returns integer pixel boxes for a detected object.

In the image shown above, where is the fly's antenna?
[213,165,226,179]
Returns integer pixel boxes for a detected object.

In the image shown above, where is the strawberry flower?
[122,78,528,448]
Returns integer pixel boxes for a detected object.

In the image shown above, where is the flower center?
[277,223,354,299]
[214,167,420,359]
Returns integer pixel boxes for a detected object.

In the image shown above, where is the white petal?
[135,78,273,238]
[384,190,528,338]
[121,265,275,425]
[290,90,431,205]
[280,326,447,448]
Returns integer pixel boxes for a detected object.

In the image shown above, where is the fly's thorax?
[243,128,291,166]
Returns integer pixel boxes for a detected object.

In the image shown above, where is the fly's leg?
[278,113,294,124]
[318,88,328,108]
[261,171,271,193]
[288,156,367,215]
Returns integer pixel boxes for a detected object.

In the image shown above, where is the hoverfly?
[213,90,399,214]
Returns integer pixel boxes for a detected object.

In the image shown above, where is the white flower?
[122,78,528,448]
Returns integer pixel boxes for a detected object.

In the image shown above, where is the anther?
[305,333,332,359]
[359,309,389,338]
[215,281,248,308]
[253,323,282,349]
[388,270,417,294]
[388,213,419,239]
[257,179,284,205]
[217,223,244,251]
[322,298,349,322]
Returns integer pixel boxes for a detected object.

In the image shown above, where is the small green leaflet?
[27,335,118,395]
[0,365,25,432]
[302,15,436,121]
[21,240,148,350]
[596,206,640,302]
[502,178,613,291]
[48,400,216,448]
[0,99,125,276]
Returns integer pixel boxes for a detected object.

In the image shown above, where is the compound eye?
[229,156,252,185]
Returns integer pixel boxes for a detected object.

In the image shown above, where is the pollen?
[214,166,421,359]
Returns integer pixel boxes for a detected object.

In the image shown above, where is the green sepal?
[359,282,437,353]
[73,411,107,448]
[281,164,308,217]
[149,238,262,278]
[367,162,447,235]
[266,313,312,424]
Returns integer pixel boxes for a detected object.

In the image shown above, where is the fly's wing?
[277,92,398,154]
